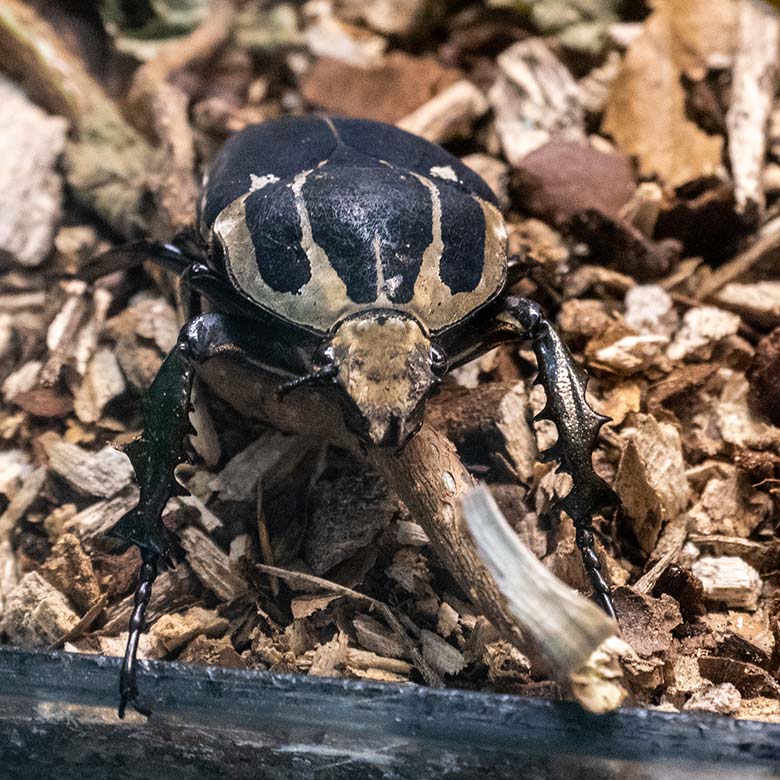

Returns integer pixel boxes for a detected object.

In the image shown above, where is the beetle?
[95,115,618,717]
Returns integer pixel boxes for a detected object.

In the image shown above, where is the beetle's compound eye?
[429,344,448,377]
[312,343,337,370]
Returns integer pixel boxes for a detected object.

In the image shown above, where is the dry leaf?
[602,0,738,188]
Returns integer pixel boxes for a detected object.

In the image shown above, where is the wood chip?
[512,140,635,225]
[0,75,67,267]
[683,682,742,715]
[602,0,736,188]
[714,281,780,328]
[178,526,249,602]
[149,606,229,654]
[63,489,139,544]
[301,52,459,123]
[73,347,126,424]
[41,437,134,498]
[726,0,780,219]
[421,628,466,677]
[0,571,79,646]
[614,414,689,553]
[667,307,742,362]
[309,631,348,677]
[395,520,429,547]
[353,613,408,659]
[489,39,584,166]
[178,635,246,668]
[688,467,770,537]
[396,79,489,144]
[39,533,101,613]
[691,556,762,611]
[304,468,398,575]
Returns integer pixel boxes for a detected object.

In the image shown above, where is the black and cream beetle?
[97,116,618,717]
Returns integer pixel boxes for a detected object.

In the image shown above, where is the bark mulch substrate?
[1,0,780,723]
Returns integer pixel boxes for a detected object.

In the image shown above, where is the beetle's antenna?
[276,365,338,399]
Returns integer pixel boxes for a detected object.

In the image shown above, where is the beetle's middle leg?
[111,312,287,717]
[454,297,618,618]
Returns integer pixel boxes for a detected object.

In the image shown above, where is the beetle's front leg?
[111,312,283,718]
[495,297,618,619]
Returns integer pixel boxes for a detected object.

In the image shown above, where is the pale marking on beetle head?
[331,314,434,447]
[430,165,458,182]
[249,173,280,191]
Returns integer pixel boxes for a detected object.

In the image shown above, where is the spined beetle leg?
[111,311,292,717]
[497,296,618,618]
[448,296,619,618]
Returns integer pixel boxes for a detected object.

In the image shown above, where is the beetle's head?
[310,313,446,448]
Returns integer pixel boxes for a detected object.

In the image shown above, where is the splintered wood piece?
[303,468,399,575]
[726,0,780,219]
[353,613,408,659]
[39,533,101,613]
[309,632,348,677]
[614,414,689,554]
[667,306,741,362]
[41,437,135,499]
[179,526,250,602]
[396,80,489,144]
[101,565,203,634]
[63,490,139,544]
[715,281,780,328]
[149,606,229,655]
[178,635,246,668]
[73,347,126,424]
[421,629,466,677]
[257,563,442,687]
[489,39,585,165]
[395,520,429,547]
[460,485,629,713]
[0,0,160,239]
[0,571,79,647]
[692,556,762,611]
[0,75,67,267]
[346,648,412,677]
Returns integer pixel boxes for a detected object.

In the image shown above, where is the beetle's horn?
[275,365,338,399]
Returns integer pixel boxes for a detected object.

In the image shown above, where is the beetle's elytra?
[95,116,617,717]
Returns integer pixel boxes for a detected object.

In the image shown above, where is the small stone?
[512,140,635,225]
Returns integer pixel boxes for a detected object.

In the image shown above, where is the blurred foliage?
[99,0,211,59]
[487,0,620,53]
